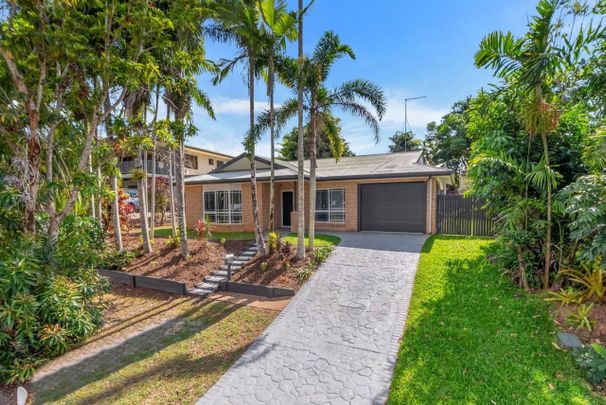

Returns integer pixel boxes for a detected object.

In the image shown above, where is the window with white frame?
[315,189,345,223]
[204,190,242,224]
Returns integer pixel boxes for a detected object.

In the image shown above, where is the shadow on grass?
[388,235,596,404]
[30,299,243,405]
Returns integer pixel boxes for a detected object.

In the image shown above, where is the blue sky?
[190,0,537,158]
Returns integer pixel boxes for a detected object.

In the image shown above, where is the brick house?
[184,151,453,234]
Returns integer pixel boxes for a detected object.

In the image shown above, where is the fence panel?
[437,194,494,236]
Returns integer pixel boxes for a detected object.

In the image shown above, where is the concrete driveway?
[197,232,427,405]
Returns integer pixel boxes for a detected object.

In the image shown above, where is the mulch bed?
[232,244,319,291]
[120,235,249,288]
[554,302,606,345]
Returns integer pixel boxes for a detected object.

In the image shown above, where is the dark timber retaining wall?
[99,269,187,295]
[223,281,295,298]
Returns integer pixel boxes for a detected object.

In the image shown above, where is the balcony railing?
[119,160,171,176]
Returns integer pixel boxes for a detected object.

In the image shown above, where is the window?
[315,189,345,223]
[209,158,215,165]
[184,154,198,169]
[204,190,242,224]
[217,160,224,166]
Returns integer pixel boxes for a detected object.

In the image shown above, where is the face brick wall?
[185,176,439,234]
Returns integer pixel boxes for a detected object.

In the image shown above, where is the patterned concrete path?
[197,232,427,405]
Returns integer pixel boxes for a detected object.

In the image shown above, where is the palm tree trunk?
[248,51,266,253]
[176,138,189,258]
[542,133,552,289]
[138,149,153,254]
[89,154,96,219]
[268,50,276,233]
[296,0,305,259]
[111,173,123,251]
[309,109,317,252]
[169,149,178,240]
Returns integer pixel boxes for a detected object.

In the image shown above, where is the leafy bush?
[99,249,136,270]
[545,287,582,306]
[560,262,605,302]
[567,304,595,332]
[296,266,312,282]
[195,216,212,240]
[268,232,279,254]
[260,262,268,271]
[572,344,606,385]
[312,247,333,266]
[0,215,109,383]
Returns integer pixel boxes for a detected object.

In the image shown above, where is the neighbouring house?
[120,144,232,189]
[184,151,453,234]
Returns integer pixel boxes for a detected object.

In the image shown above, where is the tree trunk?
[138,174,153,255]
[176,138,189,258]
[248,51,266,253]
[517,248,529,291]
[89,153,96,219]
[296,0,306,259]
[268,50,276,233]
[111,173,123,251]
[542,134,552,289]
[150,86,160,239]
[309,110,317,252]
[169,150,178,241]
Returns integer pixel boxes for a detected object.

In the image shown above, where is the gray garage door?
[359,182,426,233]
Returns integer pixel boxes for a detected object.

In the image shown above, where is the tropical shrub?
[195,216,212,240]
[312,247,333,266]
[545,287,583,306]
[560,262,605,302]
[567,304,595,332]
[99,248,136,271]
[572,344,606,385]
[0,216,110,383]
[268,232,279,254]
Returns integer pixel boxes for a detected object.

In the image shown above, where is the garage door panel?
[360,182,426,233]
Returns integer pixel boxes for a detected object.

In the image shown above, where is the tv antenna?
[404,96,426,134]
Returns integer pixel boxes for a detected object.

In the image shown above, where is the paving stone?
[557,331,583,349]
[187,288,212,297]
[196,232,427,405]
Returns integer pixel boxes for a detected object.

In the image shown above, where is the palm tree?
[296,0,306,259]
[257,0,297,233]
[475,0,566,288]
[211,0,270,252]
[165,78,214,258]
[256,31,386,251]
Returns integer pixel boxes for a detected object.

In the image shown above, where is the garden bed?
[554,303,606,345]
[119,235,249,287]
[232,240,335,291]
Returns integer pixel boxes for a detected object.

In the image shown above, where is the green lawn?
[282,232,341,247]
[388,236,600,404]
[30,298,276,404]
[153,226,254,241]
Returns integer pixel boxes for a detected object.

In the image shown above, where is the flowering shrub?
[195,216,212,240]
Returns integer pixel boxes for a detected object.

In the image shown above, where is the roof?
[185,151,452,184]
[184,144,233,159]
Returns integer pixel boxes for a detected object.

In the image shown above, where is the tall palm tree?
[211,0,270,252]
[256,31,386,250]
[296,0,306,259]
[257,0,297,233]
[475,0,566,288]
[161,4,215,259]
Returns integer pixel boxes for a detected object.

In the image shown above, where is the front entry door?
[282,191,294,227]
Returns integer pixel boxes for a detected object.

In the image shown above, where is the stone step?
[194,282,220,291]
[187,288,212,297]
[219,264,241,271]
[204,275,227,283]
[212,270,233,277]
[235,255,252,262]
[240,251,256,257]
[232,260,247,266]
